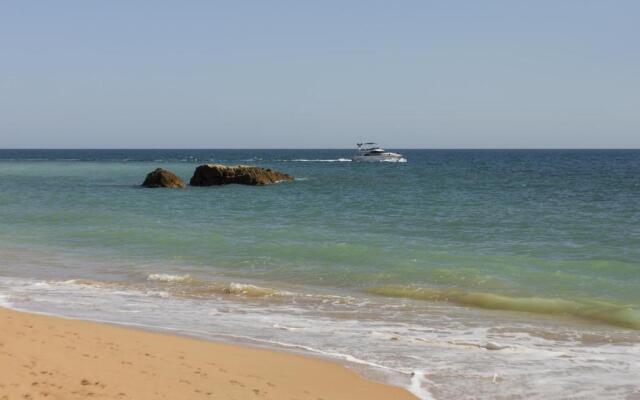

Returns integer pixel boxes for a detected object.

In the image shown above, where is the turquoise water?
[1,149,639,399]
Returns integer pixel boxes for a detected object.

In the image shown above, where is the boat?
[351,142,406,162]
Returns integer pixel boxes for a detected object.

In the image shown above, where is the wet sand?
[0,307,415,400]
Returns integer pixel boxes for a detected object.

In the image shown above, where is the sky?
[1,1,639,149]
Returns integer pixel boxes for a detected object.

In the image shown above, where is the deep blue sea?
[1,149,639,399]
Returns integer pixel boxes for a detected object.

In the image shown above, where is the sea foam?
[147,273,194,283]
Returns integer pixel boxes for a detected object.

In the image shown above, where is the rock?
[141,168,186,188]
[189,164,293,186]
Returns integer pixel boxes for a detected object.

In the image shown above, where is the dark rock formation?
[189,164,293,186]
[141,168,186,188]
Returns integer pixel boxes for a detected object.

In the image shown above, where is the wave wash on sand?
[0,307,416,400]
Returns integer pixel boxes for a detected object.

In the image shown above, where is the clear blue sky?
[1,1,638,148]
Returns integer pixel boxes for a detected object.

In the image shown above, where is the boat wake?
[290,158,352,162]
[382,157,407,163]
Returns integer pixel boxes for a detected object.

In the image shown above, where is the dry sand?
[0,307,415,399]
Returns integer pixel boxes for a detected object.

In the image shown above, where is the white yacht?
[351,142,406,162]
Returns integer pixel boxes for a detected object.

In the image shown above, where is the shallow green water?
[1,150,639,310]
[1,149,639,398]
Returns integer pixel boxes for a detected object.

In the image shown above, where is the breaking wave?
[366,286,640,329]
[147,273,195,283]
[225,282,292,297]
[145,274,295,298]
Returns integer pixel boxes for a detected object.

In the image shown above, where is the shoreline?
[0,306,417,399]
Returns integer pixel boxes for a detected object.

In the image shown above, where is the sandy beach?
[0,307,415,400]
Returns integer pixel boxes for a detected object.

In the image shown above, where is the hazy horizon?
[2,1,639,148]
[2,147,640,151]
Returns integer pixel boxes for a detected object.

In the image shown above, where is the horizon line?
[1,147,639,151]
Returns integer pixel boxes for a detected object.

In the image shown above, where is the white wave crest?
[227,283,294,297]
[147,273,193,283]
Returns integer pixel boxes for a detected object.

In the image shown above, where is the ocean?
[0,149,638,399]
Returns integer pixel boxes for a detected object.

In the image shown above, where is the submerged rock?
[190,164,293,186]
[141,168,186,188]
